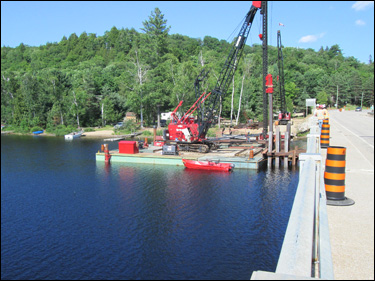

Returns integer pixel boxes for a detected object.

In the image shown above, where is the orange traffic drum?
[324,146,354,206]
[320,124,330,148]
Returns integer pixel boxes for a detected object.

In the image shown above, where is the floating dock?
[96,145,266,170]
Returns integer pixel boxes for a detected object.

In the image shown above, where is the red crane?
[165,1,262,153]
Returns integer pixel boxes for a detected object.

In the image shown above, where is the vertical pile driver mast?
[196,1,261,139]
[277,30,291,125]
[167,1,261,153]
[261,1,269,139]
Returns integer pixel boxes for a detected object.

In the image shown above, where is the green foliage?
[141,130,153,136]
[46,124,77,136]
[114,119,140,134]
[285,96,294,113]
[316,90,328,105]
[156,129,164,136]
[30,126,43,133]
[84,127,95,132]
[206,128,217,137]
[1,8,373,130]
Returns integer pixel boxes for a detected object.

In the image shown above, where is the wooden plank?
[235,149,248,156]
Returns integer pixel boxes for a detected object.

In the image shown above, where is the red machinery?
[167,92,212,152]
[165,2,261,153]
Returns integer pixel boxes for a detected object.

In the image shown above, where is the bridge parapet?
[251,117,334,280]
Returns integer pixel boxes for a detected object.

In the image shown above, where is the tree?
[327,44,343,60]
[134,49,148,128]
[1,20,373,129]
[141,8,170,64]
[296,87,310,114]
[317,90,328,105]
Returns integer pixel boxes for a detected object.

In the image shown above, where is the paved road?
[323,109,374,280]
[329,109,374,169]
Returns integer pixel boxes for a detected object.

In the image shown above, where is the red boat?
[182,159,235,172]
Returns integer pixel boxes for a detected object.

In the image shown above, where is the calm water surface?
[1,135,301,280]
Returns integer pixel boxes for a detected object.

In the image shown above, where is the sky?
[1,1,374,64]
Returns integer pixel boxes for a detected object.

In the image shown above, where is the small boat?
[182,159,234,172]
[32,130,44,135]
[64,130,84,140]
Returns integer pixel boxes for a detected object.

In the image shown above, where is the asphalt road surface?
[328,109,374,169]
[325,108,374,280]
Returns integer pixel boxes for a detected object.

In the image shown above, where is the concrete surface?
[322,109,374,280]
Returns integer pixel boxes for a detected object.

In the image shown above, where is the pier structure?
[251,117,334,279]
[262,122,303,168]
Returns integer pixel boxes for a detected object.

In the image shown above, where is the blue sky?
[1,1,374,63]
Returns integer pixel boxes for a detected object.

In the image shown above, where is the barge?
[96,141,265,170]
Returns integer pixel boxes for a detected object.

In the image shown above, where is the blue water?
[1,135,299,280]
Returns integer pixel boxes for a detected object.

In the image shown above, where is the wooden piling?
[268,131,273,168]
[284,123,291,168]
[275,126,280,167]
[292,145,298,166]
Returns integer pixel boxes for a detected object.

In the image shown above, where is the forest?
[1,8,374,133]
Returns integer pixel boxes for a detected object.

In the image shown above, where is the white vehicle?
[161,112,172,120]
[161,112,181,121]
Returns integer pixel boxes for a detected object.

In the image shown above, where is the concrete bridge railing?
[251,117,334,280]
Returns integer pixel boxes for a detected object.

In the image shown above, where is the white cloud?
[299,35,318,43]
[298,33,325,43]
[355,19,366,25]
[352,1,374,11]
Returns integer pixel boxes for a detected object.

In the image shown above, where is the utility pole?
[361,91,364,108]
[336,85,339,108]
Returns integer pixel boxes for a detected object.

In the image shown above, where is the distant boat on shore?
[32,130,44,135]
[65,130,84,140]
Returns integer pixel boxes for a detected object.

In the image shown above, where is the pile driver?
[165,1,262,153]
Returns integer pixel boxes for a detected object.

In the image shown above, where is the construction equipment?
[276,30,291,125]
[165,1,262,153]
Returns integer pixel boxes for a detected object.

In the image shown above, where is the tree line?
[1,8,374,131]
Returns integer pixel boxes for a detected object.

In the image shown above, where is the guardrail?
[251,117,334,280]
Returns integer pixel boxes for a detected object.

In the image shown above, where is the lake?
[1,134,301,280]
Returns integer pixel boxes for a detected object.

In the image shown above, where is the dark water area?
[1,135,301,280]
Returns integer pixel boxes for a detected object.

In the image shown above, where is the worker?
[314,104,325,132]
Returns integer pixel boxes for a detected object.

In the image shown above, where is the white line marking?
[331,118,374,149]
[330,118,374,169]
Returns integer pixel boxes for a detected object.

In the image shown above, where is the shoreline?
[1,116,312,139]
